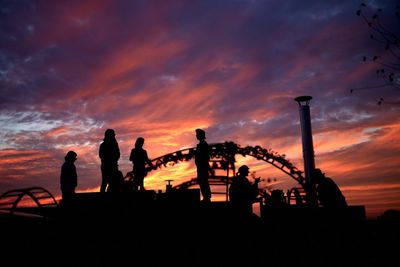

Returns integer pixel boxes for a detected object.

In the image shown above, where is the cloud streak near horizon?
[1,0,399,218]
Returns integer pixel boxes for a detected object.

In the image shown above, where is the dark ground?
[1,191,399,267]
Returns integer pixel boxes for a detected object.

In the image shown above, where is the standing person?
[129,137,153,191]
[60,151,78,204]
[229,165,260,215]
[313,168,348,208]
[194,128,211,202]
[99,129,120,193]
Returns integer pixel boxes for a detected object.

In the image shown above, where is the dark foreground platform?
[1,191,399,266]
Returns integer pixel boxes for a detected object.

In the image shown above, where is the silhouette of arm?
[144,150,154,169]
[72,164,78,187]
[116,143,121,160]
[251,179,260,201]
[99,143,104,160]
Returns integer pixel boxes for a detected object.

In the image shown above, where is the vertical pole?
[294,96,317,206]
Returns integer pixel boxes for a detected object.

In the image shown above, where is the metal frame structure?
[0,186,59,217]
[146,141,306,200]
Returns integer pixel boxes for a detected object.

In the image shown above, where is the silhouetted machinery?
[0,141,365,224]
[144,141,306,203]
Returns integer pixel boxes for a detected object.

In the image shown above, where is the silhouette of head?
[237,165,250,176]
[313,168,325,182]
[195,128,206,140]
[65,151,77,162]
[135,137,144,148]
[104,129,116,140]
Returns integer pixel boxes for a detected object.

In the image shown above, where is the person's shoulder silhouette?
[229,165,258,204]
[194,128,211,202]
[99,128,120,193]
[60,151,78,202]
[99,129,120,160]
[313,168,347,208]
[129,136,152,191]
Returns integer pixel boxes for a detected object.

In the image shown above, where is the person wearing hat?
[60,150,78,203]
[313,168,348,208]
[99,129,121,193]
[194,128,211,202]
[229,165,260,215]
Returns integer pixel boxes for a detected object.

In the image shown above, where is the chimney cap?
[294,95,312,102]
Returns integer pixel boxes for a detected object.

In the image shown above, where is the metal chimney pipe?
[294,96,317,206]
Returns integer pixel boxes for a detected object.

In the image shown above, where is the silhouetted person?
[270,189,286,207]
[129,137,153,191]
[60,151,77,203]
[229,165,260,215]
[313,168,348,208]
[99,129,120,193]
[292,188,304,206]
[194,128,211,202]
[262,190,273,207]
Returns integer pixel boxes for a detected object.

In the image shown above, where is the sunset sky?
[0,0,399,219]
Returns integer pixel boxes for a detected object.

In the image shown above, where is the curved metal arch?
[173,175,233,190]
[173,178,197,190]
[0,186,59,215]
[147,141,305,187]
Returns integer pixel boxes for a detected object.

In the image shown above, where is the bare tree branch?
[352,3,400,105]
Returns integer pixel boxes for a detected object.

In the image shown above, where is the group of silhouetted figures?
[60,128,348,212]
[60,128,153,204]
[98,129,154,194]
[261,168,348,209]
